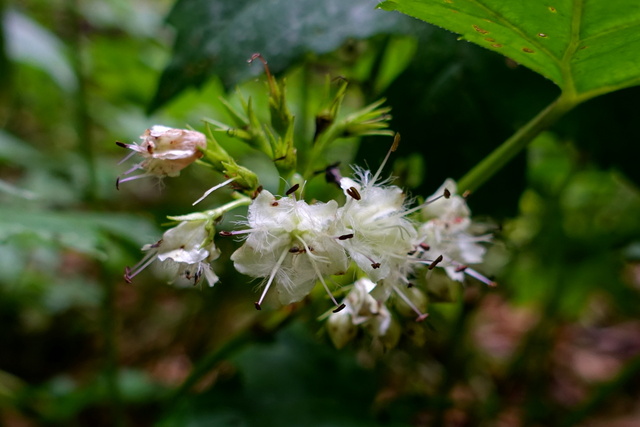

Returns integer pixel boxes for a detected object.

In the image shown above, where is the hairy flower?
[417,179,492,283]
[116,125,206,187]
[327,278,400,349]
[125,219,220,287]
[229,189,348,309]
[337,167,417,282]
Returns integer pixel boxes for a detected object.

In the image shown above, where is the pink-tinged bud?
[116,125,206,187]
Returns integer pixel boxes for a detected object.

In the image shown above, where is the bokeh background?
[1,0,640,425]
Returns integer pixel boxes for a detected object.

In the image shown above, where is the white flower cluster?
[119,127,492,350]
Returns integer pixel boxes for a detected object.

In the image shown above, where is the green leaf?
[150,0,416,111]
[0,208,158,260]
[378,0,640,101]
[4,9,77,92]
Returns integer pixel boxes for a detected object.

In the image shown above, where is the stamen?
[346,187,361,200]
[370,132,400,185]
[124,250,157,283]
[255,247,290,309]
[419,243,431,251]
[115,141,129,149]
[428,255,444,270]
[455,265,468,273]
[285,183,300,196]
[193,177,237,206]
[463,267,497,287]
[392,284,429,322]
[338,233,354,240]
[116,173,152,189]
[296,236,343,310]
[117,150,137,165]
[443,188,451,199]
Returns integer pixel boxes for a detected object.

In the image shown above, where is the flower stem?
[457,93,577,194]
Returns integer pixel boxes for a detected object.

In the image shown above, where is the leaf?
[150,0,416,111]
[0,208,158,260]
[378,0,640,101]
[4,9,77,92]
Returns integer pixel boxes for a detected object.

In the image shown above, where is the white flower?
[125,219,220,287]
[416,179,492,283]
[336,168,417,282]
[116,125,206,187]
[229,189,348,308]
[327,278,398,349]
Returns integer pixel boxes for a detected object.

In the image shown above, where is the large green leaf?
[150,0,415,111]
[378,0,640,101]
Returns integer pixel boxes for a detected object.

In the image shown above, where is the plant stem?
[457,93,577,194]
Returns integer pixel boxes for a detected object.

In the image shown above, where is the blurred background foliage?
[1,0,639,426]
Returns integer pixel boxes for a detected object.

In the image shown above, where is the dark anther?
[150,239,163,248]
[193,270,202,283]
[346,187,361,200]
[391,133,400,152]
[272,201,279,206]
[428,255,444,270]
[333,303,346,313]
[254,302,262,310]
[115,141,127,148]
[314,115,333,141]
[289,246,305,254]
[415,313,429,322]
[338,234,354,240]
[407,283,414,288]
[286,183,300,196]
[219,231,233,236]
[324,162,342,187]
[371,262,381,269]
[455,265,468,273]
[124,267,133,284]
[115,177,121,190]
[146,144,153,154]
[443,188,451,199]
[419,243,430,251]
[253,185,264,199]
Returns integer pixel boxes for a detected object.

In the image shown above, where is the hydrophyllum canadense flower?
[416,179,494,285]
[336,135,417,282]
[116,125,206,188]
[327,278,400,350]
[227,187,349,310]
[124,219,220,287]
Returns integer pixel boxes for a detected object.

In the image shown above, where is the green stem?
[457,93,577,194]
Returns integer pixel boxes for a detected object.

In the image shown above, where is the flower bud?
[116,125,206,186]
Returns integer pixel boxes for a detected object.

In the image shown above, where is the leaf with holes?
[378,0,640,102]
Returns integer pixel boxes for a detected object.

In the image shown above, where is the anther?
[219,231,233,236]
[115,141,128,149]
[253,185,263,199]
[332,303,346,313]
[254,302,262,310]
[428,255,444,270]
[391,132,401,152]
[124,267,133,284]
[116,177,121,190]
[455,265,468,272]
[407,282,414,288]
[346,187,361,200]
[419,243,430,251]
[443,188,451,199]
[285,183,300,196]
[371,262,381,269]
[272,201,279,206]
[338,233,354,240]
[415,313,429,322]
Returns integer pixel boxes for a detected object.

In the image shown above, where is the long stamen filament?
[296,236,345,312]
[391,284,428,322]
[193,177,237,206]
[255,247,290,309]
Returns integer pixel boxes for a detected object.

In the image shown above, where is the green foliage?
[379,0,640,101]
[151,0,417,110]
